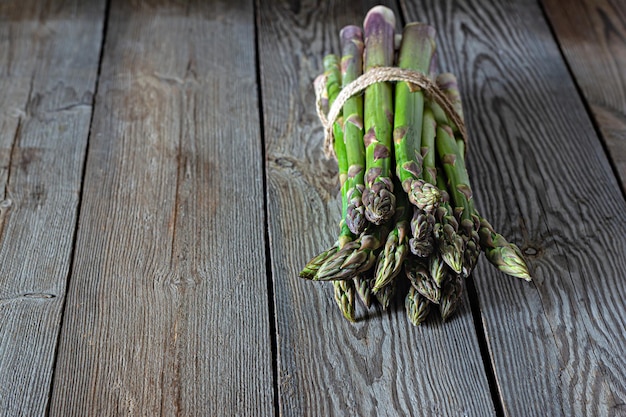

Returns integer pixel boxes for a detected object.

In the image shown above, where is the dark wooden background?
[1,0,625,415]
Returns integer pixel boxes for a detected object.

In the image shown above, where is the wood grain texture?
[257,1,496,415]
[48,1,274,415]
[0,1,105,415]
[542,0,626,193]
[401,0,626,415]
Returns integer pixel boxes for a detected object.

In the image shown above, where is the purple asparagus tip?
[340,25,363,42]
[364,6,396,31]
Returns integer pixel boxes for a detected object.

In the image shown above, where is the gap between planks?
[44,0,113,415]
[253,0,282,415]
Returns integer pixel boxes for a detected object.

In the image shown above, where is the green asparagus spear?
[421,106,438,186]
[406,287,431,326]
[300,244,339,280]
[316,225,388,281]
[373,189,410,291]
[405,257,441,303]
[393,23,440,212]
[325,54,359,318]
[409,208,435,257]
[324,55,346,184]
[478,218,532,281]
[433,91,531,281]
[432,175,465,274]
[435,73,463,133]
[361,6,396,225]
[299,55,354,280]
[354,270,374,309]
[334,280,357,322]
[374,279,395,310]
[408,106,438,258]
[340,26,368,236]
[429,249,448,288]
[436,73,481,276]
[439,273,463,321]
[436,124,473,222]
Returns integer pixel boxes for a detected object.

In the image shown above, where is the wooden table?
[1,0,625,415]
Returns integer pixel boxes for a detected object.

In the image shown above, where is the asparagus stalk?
[436,124,473,222]
[324,54,347,183]
[433,147,465,322]
[460,216,481,278]
[354,271,374,309]
[439,273,463,321]
[372,188,410,291]
[434,126,469,274]
[433,84,531,281]
[437,132,531,281]
[478,219,532,281]
[374,278,395,310]
[435,73,463,133]
[429,250,448,288]
[406,287,431,326]
[441,141,531,281]
[299,55,354,280]
[361,6,396,225]
[408,106,438,258]
[421,107,438,185]
[393,23,440,213]
[300,244,338,280]
[340,26,368,236]
[433,172,465,274]
[334,280,357,322]
[409,208,435,257]
[436,73,481,276]
[315,225,388,281]
[433,213,464,275]
[405,257,441,303]
[327,54,361,319]
[326,54,360,319]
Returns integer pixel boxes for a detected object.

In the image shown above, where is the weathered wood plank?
[542,0,626,193]
[401,0,626,415]
[0,1,105,415]
[48,1,274,415]
[257,1,496,415]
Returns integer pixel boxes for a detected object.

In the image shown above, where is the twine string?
[315,67,468,158]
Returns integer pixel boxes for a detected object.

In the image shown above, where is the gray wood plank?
[0,1,105,415]
[48,1,274,415]
[257,1,496,415]
[401,0,626,415]
[541,0,626,193]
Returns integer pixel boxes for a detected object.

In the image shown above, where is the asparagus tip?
[364,6,396,29]
[340,25,364,41]
[406,288,431,326]
[333,281,356,322]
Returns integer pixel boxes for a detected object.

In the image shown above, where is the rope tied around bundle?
[314,67,468,158]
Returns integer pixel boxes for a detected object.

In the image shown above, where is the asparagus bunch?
[300,5,532,325]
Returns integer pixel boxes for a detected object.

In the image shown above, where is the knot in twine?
[315,67,468,159]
